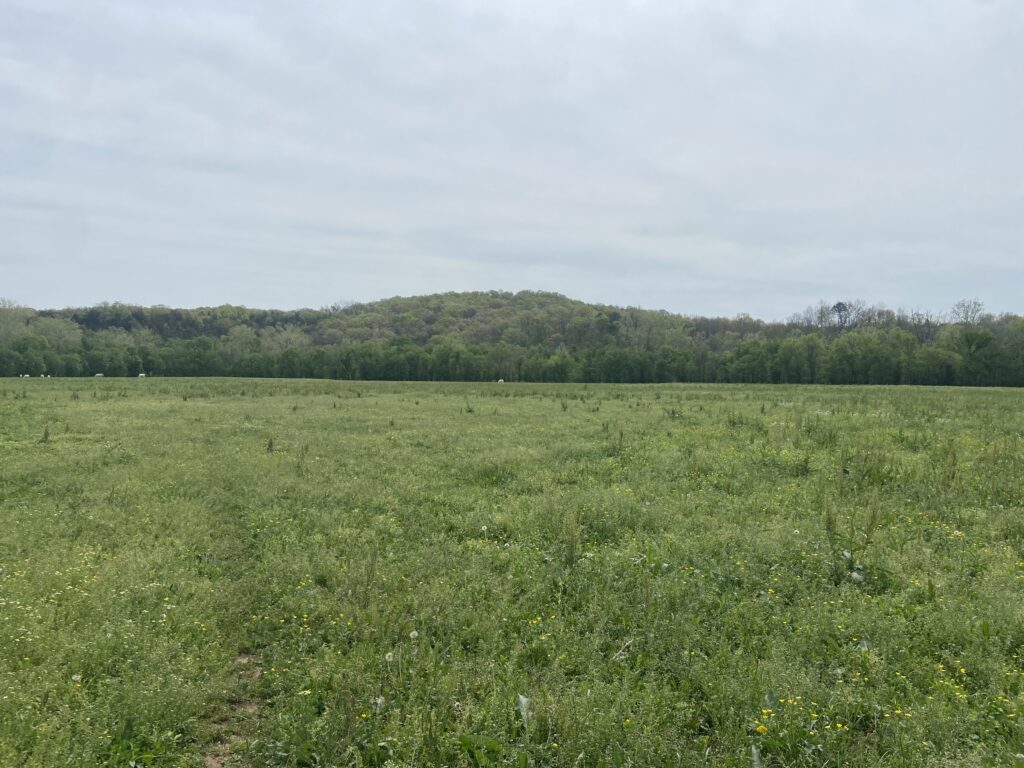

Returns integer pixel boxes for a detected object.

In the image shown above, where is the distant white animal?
[497,379,504,383]
[94,373,104,377]
[138,373,146,377]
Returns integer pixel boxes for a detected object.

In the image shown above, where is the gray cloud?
[2,0,1021,318]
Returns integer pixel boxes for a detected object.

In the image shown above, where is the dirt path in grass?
[202,654,264,768]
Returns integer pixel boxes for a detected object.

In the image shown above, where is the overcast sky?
[2,0,1021,318]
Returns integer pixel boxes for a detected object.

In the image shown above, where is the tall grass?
[1,379,1023,766]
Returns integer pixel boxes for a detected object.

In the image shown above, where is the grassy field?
[2,379,1024,767]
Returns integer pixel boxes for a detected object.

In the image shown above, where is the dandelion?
[385,652,394,663]
[755,723,768,735]
[409,630,419,640]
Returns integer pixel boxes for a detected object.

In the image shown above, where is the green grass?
[2,379,1024,767]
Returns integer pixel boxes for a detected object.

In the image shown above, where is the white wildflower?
[516,694,533,730]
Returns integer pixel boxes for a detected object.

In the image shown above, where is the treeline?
[1,293,1022,386]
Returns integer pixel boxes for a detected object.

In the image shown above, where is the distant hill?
[1,291,1022,385]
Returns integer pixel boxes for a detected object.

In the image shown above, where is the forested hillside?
[1,292,1022,385]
